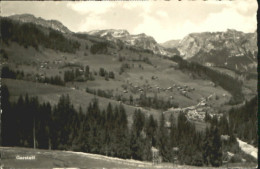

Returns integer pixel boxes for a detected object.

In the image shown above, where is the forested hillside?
[1,18,80,53]
[170,55,244,104]
[229,96,258,146]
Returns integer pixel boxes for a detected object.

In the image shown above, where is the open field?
[2,78,161,124]
[0,147,257,169]
[2,41,234,109]
[2,78,210,131]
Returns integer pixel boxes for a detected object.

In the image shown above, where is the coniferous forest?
[1,84,255,167]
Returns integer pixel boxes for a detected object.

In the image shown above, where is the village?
[164,92,224,122]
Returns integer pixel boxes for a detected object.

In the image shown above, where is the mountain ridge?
[6,14,257,72]
[87,29,172,56]
[162,29,257,72]
[8,14,72,34]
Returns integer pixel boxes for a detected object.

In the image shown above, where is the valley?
[0,14,258,168]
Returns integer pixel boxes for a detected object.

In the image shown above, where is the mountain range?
[6,14,257,72]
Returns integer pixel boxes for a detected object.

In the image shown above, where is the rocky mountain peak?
[162,29,257,72]
[88,29,130,38]
[87,29,172,56]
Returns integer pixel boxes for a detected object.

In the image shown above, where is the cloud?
[122,1,152,13]
[72,1,153,33]
[67,2,115,15]
[202,7,256,32]
[157,10,168,18]
[136,0,257,42]
[122,2,140,10]
[78,15,107,32]
[67,1,117,32]
[133,14,174,43]
[230,0,257,16]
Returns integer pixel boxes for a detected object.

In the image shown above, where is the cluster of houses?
[173,83,195,97]
[123,80,153,94]
[40,61,49,69]
[53,59,62,64]
[166,93,223,122]
[40,59,62,69]
[186,102,208,122]
[122,80,197,100]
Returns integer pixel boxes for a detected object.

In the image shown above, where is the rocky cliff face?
[8,14,71,34]
[163,29,257,72]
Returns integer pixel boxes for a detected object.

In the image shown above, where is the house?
[151,147,161,164]
[205,62,214,67]
[181,91,187,96]
[221,135,230,141]
[165,121,171,128]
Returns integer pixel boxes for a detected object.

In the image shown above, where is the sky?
[1,0,258,43]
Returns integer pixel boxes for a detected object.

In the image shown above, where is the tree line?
[1,66,65,86]
[64,66,94,82]
[99,68,115,80]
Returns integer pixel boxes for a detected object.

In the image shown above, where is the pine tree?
[169,114,177,147]
[156,113,171,162]
[145,115,157,147]
[209,126,222,167]
[202,127,210,165]
[130,109,145,160]
[203,126,222,167]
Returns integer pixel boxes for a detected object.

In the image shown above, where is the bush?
[109,71,115,79]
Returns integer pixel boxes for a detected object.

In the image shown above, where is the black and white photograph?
[0,0,258,168]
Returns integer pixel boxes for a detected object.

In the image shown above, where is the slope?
[1,147,256,169]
